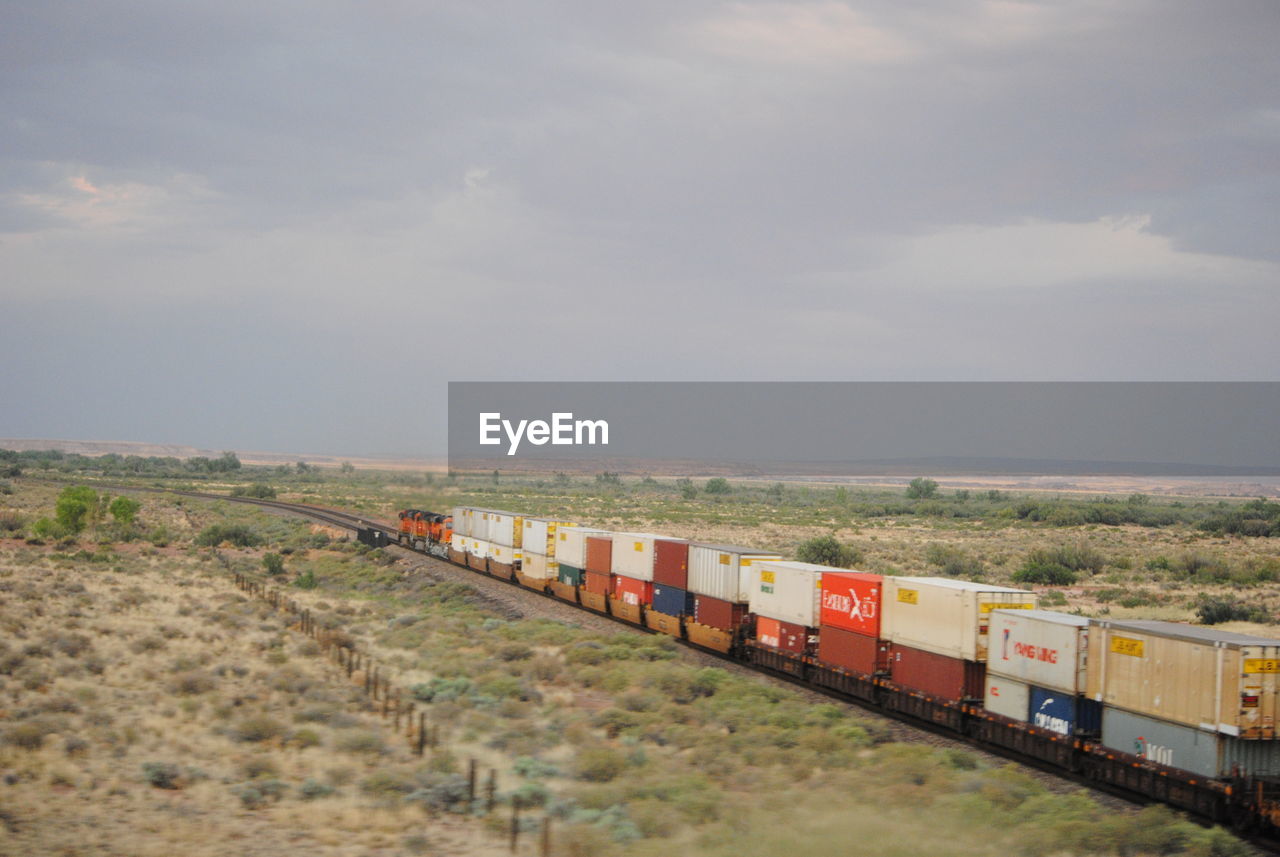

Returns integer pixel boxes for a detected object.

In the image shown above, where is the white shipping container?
[555,527,610,569]
[987,610,1089,694]
[522,519,577,557]
[984,675,1031,722]
[688,544,783,603]
[452,506,472,538]
[469,538,491,559]
[749,560,826,627]
[882,577,1037,662]
[610,533,666,582]
[489,542,521,565]
[521,553,558,581]
[475,509,522,547]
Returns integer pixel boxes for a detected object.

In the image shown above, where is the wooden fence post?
[416,712,426,757]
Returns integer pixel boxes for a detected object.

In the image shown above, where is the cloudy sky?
[2,1,1277,455]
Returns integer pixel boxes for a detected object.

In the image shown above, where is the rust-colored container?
[694,595,748,632]
[653,539,690,589]
[758,616,783,648]
[645,610,683,636]
[686,621,734,653]
[609,597,643,625]
[583,570,611,596]
[585,536,612,574]
[580,589,609,613]
[890,643,985,701]
[548,580,578,603]
[819,571,882,638]
[758,617,807,654]
[612,575,653,606]
[818,624,888,675]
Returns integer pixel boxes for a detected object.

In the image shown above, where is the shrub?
[575,748,626,782]
[1197,597,1269,625]
[142,762,182,789]
[1012,562,1077,586]
[232,715,286,743]
[4,721,51,750]
[108,496,141,526]
[924,544,984,578]
[170,670,215,695]
[795,534,863,568]
[300,777,336,800]
[335,730,385,754]
[195,524,260,548]
[704,477,731,495]
[231,484,277,499]
[262,553,285,576]
[406,773,471,813]
[905,477,938,499]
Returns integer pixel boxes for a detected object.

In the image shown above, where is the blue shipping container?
[652,584,695,617]
[1029,685,1101,737]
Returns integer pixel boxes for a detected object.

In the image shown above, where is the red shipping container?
[890,643,985,701]
[818,624,886,675]
[820,571,882,637]
[585,536,612,574]
[694,595,747,632]
[757,616,782,648]
[653,539,689,588]
[612,574,654,606]
[778,620,809,654]
[583,570,611,596]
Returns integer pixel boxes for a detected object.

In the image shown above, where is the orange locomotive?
[397,509,453,558]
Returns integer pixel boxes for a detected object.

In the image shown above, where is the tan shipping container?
[1086,619,1280,739]
[881,577,1036,662]
[522,552,557,581]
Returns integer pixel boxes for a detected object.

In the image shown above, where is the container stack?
[686,543,782,651]
[475,509,523,580]
[581,534,613,613]
[1086,619,1280,777]
[882,577,1036,701]
[550,527,606,601]
[608,533,669,624]
[517,518,576,591]
[983,610,1098,736]
[817,571,886,674]
[748,560,827,656]
[449,506,471,564]
[647,538,692,634]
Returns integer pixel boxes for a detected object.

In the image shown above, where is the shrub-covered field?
[1,468,1273,854]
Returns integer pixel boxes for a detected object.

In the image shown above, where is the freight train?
[381,505,1280,837]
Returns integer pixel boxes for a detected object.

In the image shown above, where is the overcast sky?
[2,1,1278,456]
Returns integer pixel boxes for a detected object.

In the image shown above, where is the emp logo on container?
[479,413,609,456]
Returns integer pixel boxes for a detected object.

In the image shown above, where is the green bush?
[704,477,731,495]
[1196,597,1270,625]
[575,748,626,782]
[232,715,286,743]
[795,534,863,568]
[195,524,260,547]
[905,477,938,499]
[262,553,285,576]
[142,761,182,789]
[924,544,984,578]
[231,484,277,499]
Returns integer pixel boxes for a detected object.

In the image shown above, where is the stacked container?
[983,609,1098,736]
[518,518,576,590]
[449,506,472,564]
[1086,619,1280,778]
[748,560,827,656]
[581,535,613,612]
[475,509,523,580]
[816,571,887,675]
[882,577,1036,701]
[549,527,607,601]
[466,537,490,572]
[644,538,692,635]
[688,543,782,630]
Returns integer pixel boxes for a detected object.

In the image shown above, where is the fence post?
[486,769,496,812]
[541,815,551,857]
[416,712,426,757]
[510,798,520,852]
[467,758,477,804]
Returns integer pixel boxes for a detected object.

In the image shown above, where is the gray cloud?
[1,0,1277,454]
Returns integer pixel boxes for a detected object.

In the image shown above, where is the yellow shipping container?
[1086,619,1280,738]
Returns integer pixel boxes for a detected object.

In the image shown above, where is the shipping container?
[1101,706,1280,779]
[984,675,1031,722]
[488,542,520,568]
[610,533,669,582]
[652,584,695,618]
[613,574,654,606]
[1029,685,1101,737]
[583,570,611,596]
[749,560,826,627]
[473,509,522,548]
[694,594,748,632]
[688,543,783,603]
[452,506,472,538]
[882,577,1037,662]
[558,564,584,587]
[891,643,986,701]
[584,536,613,575]
[987,609,1088,695]
[1087,619,1280,738]
[817,624,887,675]
[555,527,610,570]
[757,616,782,649]
[653,539,690,589]
[466,538,489,572]
[819,571,883,638]
[521,519,577,557]
[522,552,553,581]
